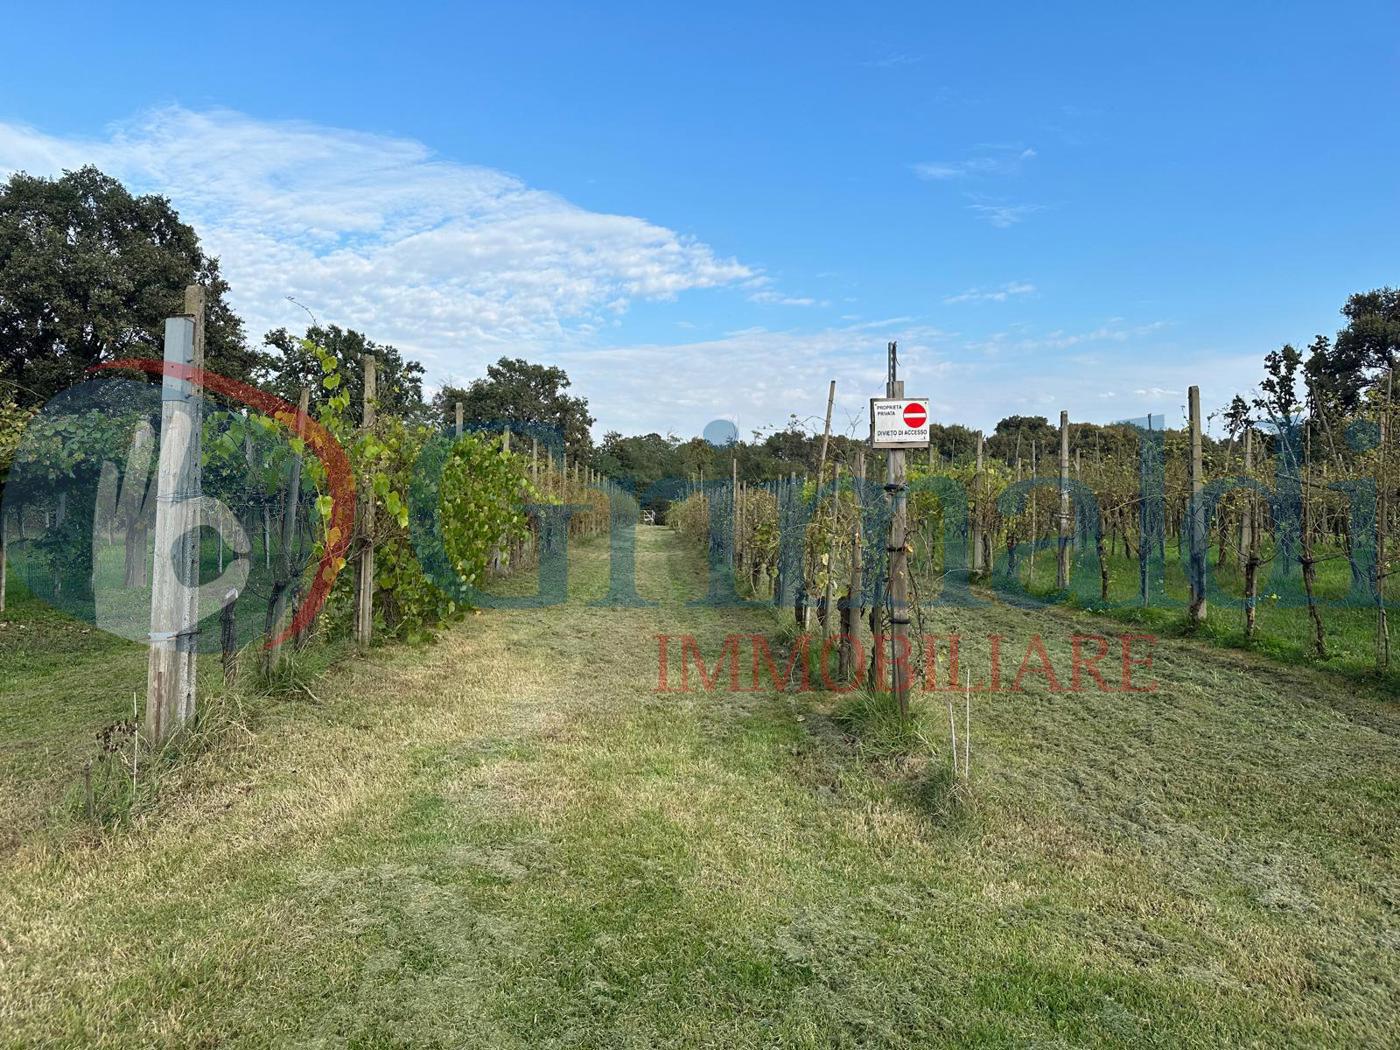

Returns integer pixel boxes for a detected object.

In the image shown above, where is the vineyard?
[670,379,1400,694]
[1,304,1398,1044]
[0,309,634,840]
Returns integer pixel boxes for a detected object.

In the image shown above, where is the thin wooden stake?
[1187,385,1207,624]
[1057,410,1070,589]
[355,355,376,647]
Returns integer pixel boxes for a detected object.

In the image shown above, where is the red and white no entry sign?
[871,397,931,448]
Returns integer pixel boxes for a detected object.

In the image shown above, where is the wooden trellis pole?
[839,447,865,680]
[1187,385,1207,624]
[822,461,841,639]
[0,509,7,615]
[802,380,836,630]
[454,400,463,437]
[731,450,739,569]
[354,355,376,647]
[884,343,911,715]
[1242,425,1260,639]
[971,431,985,576]
[1240,427,1255,561]
[1057,410,1070,588]
[145,285,205,745]
[1379,368,1392,670]
[265,385,311,670]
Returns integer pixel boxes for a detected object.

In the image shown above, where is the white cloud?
[964,197,1043,228]
[863,52,924,69]
[749,290,822,307]
[0,107,755,374]
[943,281,1037,304]
[0,108,1258,439]
[551,316,1260,440]
[553,318,951,438]
[912,146,1036,181]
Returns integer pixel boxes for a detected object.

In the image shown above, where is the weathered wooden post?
[730,451,739,569]
[803,380,836,630]
[0,509,7,615]
[880,343,912,716]
[265,386,310,670]
[354,355,376,647]
[145,285,205,744]
[1240,427,1255,561]
[1028,440,1039,585]
[822,461,841,639]
[839,447,865,680]
[454,400,463,437]
[1057,410,1070,588]
[1378,370,1392,669]
[1187,385,1207,624]
[1242,425,1260,639]
[971,431,985,576]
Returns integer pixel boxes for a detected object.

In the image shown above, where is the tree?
[1255,344,1303,427]
[0,166,257,405]
[987,415,1056,464]
[1336,287,1400,380]
[1222,394,1253,440]
[436,357,595,456]
[263,325,427,423]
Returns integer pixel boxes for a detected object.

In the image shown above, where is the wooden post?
[885,343,911,716]
[1187,385,1207,624]
[1057,410,1070,588]
[1242,425,1260,639]
[840,448,864,680]
[733,450,744,571]
[817,381,836,482]
[1240,427,1255,560]
[1378,369,1392,669]
[971,431,985,576]
[1028,440,1038,585]
[803,381,836,630]
[822,462,841,639]
[0,509,7,616]
[355,355,376,647]
[454,400,463,437]
[145,285,205,745]
[0,509,7,615]
[265,386,310,669]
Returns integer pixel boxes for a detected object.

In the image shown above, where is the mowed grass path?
[1,526,1397,1047]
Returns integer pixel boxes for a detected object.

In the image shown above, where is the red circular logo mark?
[94,359,355,649]
[902,402,927,428]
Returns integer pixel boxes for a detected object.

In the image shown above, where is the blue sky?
[2,1,1397,440]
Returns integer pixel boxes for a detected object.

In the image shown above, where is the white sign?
[871,398,931,449]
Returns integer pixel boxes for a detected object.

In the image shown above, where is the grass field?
[907,523,1400,693]
[1,527,1398,1046]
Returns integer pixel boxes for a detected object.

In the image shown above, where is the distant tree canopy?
[435,357,595,455]
[1336,287,1400,376]
[263,324,427,422]
[0,166,258,406]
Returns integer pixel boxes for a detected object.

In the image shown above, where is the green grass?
[1,528,1398,1046]
[943,534,1400,694]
